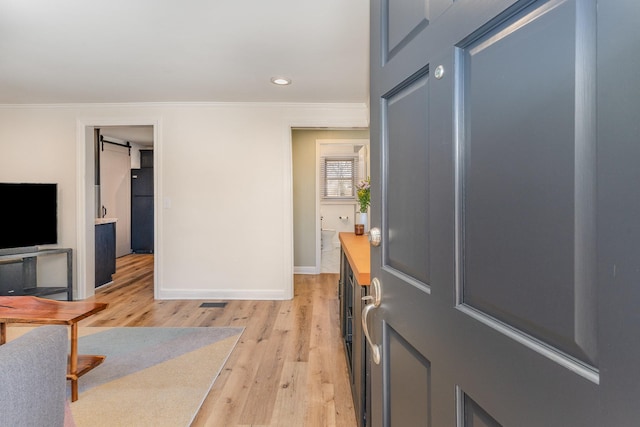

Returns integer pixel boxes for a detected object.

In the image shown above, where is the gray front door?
[367,0,640,425]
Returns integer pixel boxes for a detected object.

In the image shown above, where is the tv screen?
[0,183,58,250]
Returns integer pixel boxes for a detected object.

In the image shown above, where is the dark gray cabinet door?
[95,222,116,287]
[131,196,154,253]
[368,0,640,425]
[131,168,154,253]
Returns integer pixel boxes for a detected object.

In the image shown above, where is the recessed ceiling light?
[271,77,291,86]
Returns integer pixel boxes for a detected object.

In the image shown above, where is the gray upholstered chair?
[0,325,68,427]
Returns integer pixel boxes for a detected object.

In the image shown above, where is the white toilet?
[321,229,336,251]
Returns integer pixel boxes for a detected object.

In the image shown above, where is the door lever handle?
[362,277,382,364]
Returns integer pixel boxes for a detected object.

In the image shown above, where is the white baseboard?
[156,288,290,300]
[294,266,320,275]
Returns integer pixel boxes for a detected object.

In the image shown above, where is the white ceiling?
[0,0,370,104]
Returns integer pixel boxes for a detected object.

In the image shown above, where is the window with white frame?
[320,156,359,199]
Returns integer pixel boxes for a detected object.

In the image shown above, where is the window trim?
[320,156,359,200]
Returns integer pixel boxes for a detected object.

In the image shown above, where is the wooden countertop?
[95,218,118,225]
[339,232,370,285]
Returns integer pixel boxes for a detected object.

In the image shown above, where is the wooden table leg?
[0,323,5,345]
[69,323,78,402]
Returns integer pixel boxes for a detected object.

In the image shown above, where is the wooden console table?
[0,296,107,401]
[338,232,370,427]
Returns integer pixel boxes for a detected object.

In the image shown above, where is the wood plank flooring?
[80,254,357,427]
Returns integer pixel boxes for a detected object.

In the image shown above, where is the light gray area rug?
[66,326,244,427]
[7,326,240,427]
[7,326,243,426]
[73,327,242,395]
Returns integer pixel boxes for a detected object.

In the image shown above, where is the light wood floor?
[80,254,357,427]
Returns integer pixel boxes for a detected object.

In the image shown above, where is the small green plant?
[356,177,370,213]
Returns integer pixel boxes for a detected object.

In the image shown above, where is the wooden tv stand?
[0,247,73,301]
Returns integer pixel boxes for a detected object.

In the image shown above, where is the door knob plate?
[369,227,381,247]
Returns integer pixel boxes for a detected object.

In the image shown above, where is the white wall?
[0,102,369,300]
[320,204,356,248]
[129,142,147,169]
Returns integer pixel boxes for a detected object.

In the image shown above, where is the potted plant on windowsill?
[355,177,370,235]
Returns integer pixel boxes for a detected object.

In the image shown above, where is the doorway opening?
[291,128,369,275]
[98,126,154,252]
[77,119,159,300]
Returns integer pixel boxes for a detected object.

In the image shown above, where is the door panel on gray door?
[385,0,428,61]
[461,393,502,427]
[386,324,431,427]
[384,0,454,62]
[384,71,430,286]
[457,0,597,369]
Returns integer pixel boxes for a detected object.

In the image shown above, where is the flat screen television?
[0,183,58,250]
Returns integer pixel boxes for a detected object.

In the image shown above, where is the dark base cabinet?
[131,192,154,253]
[339,247,369,427]
[95,222,116,288]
